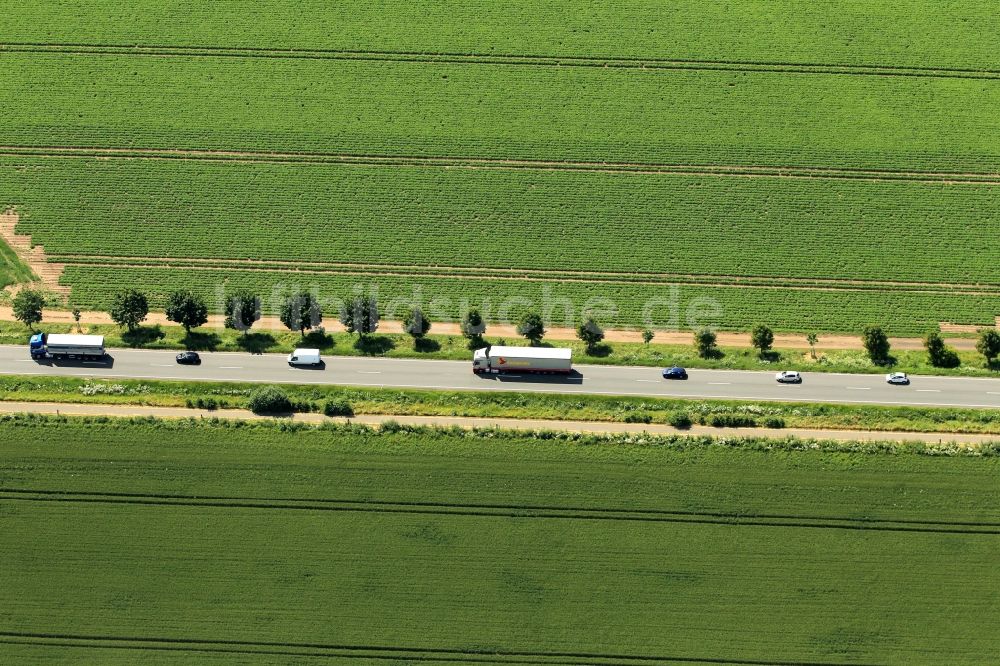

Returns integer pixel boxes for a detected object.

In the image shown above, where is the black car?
[662,366,688,380]
[176,351,201,365]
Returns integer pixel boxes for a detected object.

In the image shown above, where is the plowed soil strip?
[1,488,994,534]
[3,41,999,82]
[3,146,1000,184]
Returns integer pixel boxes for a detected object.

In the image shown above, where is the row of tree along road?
[9,287,1000,368]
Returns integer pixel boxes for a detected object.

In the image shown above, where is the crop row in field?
[4,52,1000,172]
[4,157,999,286]
[49,255,1000,295]
[4,1,1000,71]
[1,416,998,664]
[58,264,1000,335]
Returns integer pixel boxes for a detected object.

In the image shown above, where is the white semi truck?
[29,333,106,360]
[472,346,573,374]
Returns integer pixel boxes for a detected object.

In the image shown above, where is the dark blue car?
[662,366,688,380]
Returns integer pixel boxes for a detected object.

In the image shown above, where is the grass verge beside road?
[1,319,998,378]
[1,374,998,435]
[1,414,998,664]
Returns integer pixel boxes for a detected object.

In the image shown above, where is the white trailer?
[472,346,572,374]
[29,333,106,360]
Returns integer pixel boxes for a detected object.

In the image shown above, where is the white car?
[886,372,910,385]
[775,371,802,384]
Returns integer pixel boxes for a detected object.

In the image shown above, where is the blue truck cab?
[29,333,47,359]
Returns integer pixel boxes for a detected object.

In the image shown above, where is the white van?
[288,348,322,367]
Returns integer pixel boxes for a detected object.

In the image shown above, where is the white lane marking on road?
[916,389,941,393]
[846,387,871,390]
[151,363,174,367]
[219,366,244,369]
[15,359,34,362]
[357,371,382,374]
[636,379,659,383]
[988,392,1000,396]
[708,382,732,385]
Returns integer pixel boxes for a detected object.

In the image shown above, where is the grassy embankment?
[1,415,998,664]
[0,239,35,290]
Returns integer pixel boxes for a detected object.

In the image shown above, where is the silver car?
[886,372,910,385]
[775,371,802,384]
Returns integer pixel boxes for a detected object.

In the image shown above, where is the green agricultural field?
[2,156,998,334]
[3,52,1000,171]
[0,1,998,335]
[1,416,999,664]
[5,1,1000,72]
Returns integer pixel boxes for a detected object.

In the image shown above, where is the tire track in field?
[45,254,1000,292]
[3,145,1000,185]
[3,41,999,82]
[2,488,997,534]
[0,631,886,666]
[55,259,1000,298]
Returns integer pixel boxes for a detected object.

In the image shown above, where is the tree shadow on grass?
[302,330,334,349]
[182,331,221,351]
[122,325,165,347]
[758,350,782,363]
[237,332,277,355]
[698,348,725,361]
[414,338,441,353]
[583,343,612,358]
[354,335,395,355]
[872,355,898,368]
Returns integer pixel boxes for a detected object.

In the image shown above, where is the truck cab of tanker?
[472,347,490,372]
[29,333,46,359]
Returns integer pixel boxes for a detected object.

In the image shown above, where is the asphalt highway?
[2,345,1000,409]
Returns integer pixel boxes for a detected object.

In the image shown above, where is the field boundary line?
[3,145,1000,184]
[2,488,997,534]
[2,41,1000,82]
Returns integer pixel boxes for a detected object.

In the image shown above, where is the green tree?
[109,288,148,332]
[402,307,431,341]
[460,308,487,346]
[339,294,379,337]
[279,291,322,337]
[805,332,818,359]
[516,312,545,345]
[694,327,718,359]
[861,325,891,365]
[164,289,208,334]
[642,329,655,345]
[924,329,960,368]
[224,290,261,335]
[750,324,774,355]
[976,328,1000,366]
[71,306,82,333]
[576,317,605,353]
[12,288,44,330]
